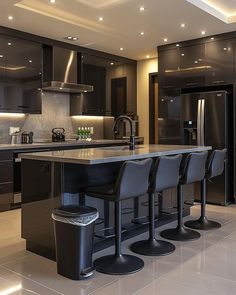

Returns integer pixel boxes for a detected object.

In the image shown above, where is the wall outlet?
[9,126,20,135]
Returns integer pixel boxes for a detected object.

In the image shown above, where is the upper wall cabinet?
[0,35,42,114]
[179,43,206,88]
[70,53,137,117]
[205,39,234,85]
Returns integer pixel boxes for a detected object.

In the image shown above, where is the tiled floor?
[0,205,236,294]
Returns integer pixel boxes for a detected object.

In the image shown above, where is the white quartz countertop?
[0,139,127,151]
[20,144,212,165]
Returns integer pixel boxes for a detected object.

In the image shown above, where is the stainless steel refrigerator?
[181,90,233,205]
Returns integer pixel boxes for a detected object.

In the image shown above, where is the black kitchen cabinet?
[0,151,13,211]
[0,35,42,114]
[179,43,206,88]
[205,39,234,85]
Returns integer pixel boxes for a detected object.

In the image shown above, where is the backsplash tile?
[0,93,114,144]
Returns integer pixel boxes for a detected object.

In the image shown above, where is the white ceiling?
[1,0,236,60]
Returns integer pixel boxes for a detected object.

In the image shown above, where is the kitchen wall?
[0,92,114,144]
[137,58,158,144]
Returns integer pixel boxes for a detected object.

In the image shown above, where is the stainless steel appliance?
[21,132,33,144]
[52,128,65,142]
[181,90,233,205]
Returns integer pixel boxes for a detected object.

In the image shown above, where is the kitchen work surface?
[20,144,211,164]
[0,204,236,295]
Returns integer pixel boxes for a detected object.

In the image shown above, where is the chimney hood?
[42,45,93,93]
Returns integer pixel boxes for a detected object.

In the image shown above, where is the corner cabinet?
[0,35,42,114]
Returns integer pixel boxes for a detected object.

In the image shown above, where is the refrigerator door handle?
[201,99,205,146]
[197,99,202,145]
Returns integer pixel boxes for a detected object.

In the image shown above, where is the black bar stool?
[85,158,152,275]
[185,149,227,230]
[160,151,208,241]
[130,155,182,256]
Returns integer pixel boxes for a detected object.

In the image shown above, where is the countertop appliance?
[181,90,233,205]
[52,128,65,142]
[21,132,33,144]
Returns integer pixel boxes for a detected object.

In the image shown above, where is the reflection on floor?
[0,205,236,294]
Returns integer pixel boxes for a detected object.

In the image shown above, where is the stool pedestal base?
[160,226,200,241]
[185,217,221,230]
[94,254,144,275]
[130,239,175,256]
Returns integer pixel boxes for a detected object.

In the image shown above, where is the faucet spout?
[112,115,135,150]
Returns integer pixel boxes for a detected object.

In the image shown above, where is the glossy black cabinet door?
[179,43,206,88]
[205,39,234,85]
[0,36,42,114]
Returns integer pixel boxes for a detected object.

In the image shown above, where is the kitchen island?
[20,144,211,260]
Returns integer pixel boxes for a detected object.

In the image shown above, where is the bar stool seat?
[130,155,182,256]
[185,149,226,230]
[85,158,152,275]
[160,151,208,241]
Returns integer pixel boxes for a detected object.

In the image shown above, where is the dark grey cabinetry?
[0,35,42,114]
[205,39,234,85]
[70,53,137,116]
[0,151,13,211]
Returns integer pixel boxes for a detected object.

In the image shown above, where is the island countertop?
[20,144,212,165]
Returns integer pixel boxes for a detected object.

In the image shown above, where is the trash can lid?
[53,205,97,219]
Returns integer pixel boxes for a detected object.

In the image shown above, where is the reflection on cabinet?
[205,39,234,85]
[0,151,13,211]
[70,53,137,116]
[0,35,42,114]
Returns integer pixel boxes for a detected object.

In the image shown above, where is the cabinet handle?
[18,105,30,108]
[0,107,11,110]
[186,82,198,86]
[212,80,225,84]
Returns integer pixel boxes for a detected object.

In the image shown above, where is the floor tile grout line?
[87,276,122,295]
[0,265,64,295]
[0,251,33,267]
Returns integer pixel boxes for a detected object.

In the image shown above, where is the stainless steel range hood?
[42,46,93,93]
[42,81,93,93]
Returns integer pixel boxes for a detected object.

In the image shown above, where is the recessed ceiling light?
[65,36,78,41]
[181,53,185,56]
[50,0,56,3]
[98,17,103,21]
[211,37,215,40]
[139,6,145,11]
[164,38,168,42]
[120,47,124,51]
[194,60,198,64]
[180,23,186,28]
[110,62,114,66]
[59,87,63,90]
[8,16,13,20]
[140,31,145,36]
[223,47,227,51]
[0,55,3,58]
[198,58,202,61]
[29,60,32,63]
[176,44,180,47]
[201,30,206,35]
[7,42,12,46]
[146,55,150,58]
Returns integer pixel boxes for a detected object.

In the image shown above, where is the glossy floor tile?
[1,205,236,294]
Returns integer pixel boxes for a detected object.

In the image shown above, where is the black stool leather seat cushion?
[181,151,208,185]
[149,155,182,193]
[86,158,153,201]
[207,149,227,179]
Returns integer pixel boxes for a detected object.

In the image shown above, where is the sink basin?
[98,146,142,151]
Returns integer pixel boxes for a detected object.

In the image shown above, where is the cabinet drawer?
[0,182,13,206]
[0,161,13,183]
[0,151,13,161]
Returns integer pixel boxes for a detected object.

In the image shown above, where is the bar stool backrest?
[149,155,182,193]
[181,151,208,185]
[114,158,153,200]
[207,149,227,179]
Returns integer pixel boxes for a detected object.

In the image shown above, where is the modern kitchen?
[1,0,236,294]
